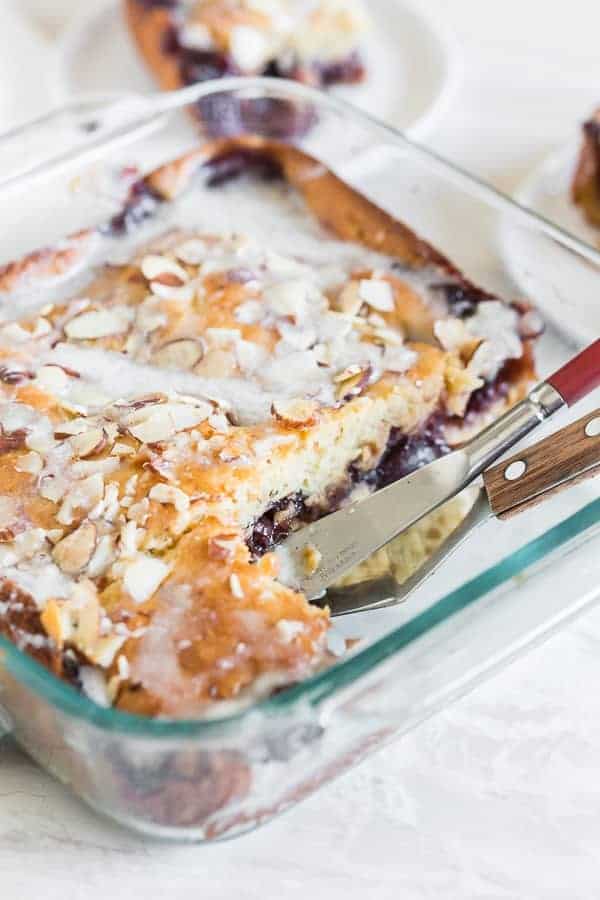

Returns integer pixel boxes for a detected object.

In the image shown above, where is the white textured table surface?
[2,2,600,897]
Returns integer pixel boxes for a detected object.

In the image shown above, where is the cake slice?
[124,0,369,135]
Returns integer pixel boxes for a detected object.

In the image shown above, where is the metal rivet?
[585,417,600,438]
[504,460,527,481]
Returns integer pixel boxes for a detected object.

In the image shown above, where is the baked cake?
[0,139,539,719]
[124,0,369,135]
[572,109,600,227]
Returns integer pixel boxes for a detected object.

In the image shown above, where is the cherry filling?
[369,415,450,490]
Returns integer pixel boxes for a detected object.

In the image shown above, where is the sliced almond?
[35,364,69,394]
[72,581,102,648]
[381,345,417,374]
[358,279,394,313]
[229,573,244,599]
[371,325,405,347]
[64,308,132,341]
[263,279,311,319]
[149,281,195,302]
[55,418,90,438]
[434,318,481,362]
[57,473,105,525]
[207,533,239,561]
[114,394,167,413]
[141,254,189,284]
[276,619,305,644]
[86,534,117,578]
[0,365,32,385]
[89,633,127,669]
[152,272,185,288]
[174,239,206,266]
[152,338,204,371]
[0,523,26,543]
[334,364,371,401]
[69,427,108,459]
[127,497,150,525]
[119,521,140,559]
[52,520,97,575]
[41,599,73,648]
[123,555,170,605]
[79,667,110,707]
[127,400,212,444]
[333,364,364,383]
[148,483,190,512]
[15,451,43,475]
[194,348,238,378]
[111,441,135,457]
[271,398,319,428]
[40,474,67,503]
[335,281,363,316]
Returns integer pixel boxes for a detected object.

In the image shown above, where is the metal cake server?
[322,407,600,616]
[275,340,600,604]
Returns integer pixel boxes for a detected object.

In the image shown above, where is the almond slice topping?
[69,427,108,459]
[64,308,131,340]
[149,483,190,512]
[126,401,212,444]
[271,398,319,427]
[335,281,363,316]
[123,555,170,605]
[358,279,394,312]
[152,338,204,371]
[334,364,371,401]
[52,520,97,575]
[229,573,244,599]
[141,254,189,285]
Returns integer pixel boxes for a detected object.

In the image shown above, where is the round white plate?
[502,141,600,347]
[55,0,460,138]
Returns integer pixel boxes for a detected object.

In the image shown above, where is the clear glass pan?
[0,78,598,841]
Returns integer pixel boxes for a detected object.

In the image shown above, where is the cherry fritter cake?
[0,139,540,718]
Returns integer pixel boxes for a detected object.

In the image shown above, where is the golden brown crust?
[0,230,95,294]
[144,137,459,276]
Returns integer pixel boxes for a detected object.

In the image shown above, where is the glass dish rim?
[1,77,599,738]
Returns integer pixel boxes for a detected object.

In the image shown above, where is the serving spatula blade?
[275,341,600,599]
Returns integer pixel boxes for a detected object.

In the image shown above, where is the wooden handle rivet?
[504,460,527,481]
[585,417,600,438]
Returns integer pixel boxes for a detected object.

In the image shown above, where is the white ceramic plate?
[502,141,600,347]
[54,0,460,139]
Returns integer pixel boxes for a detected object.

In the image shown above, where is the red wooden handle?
[547,339,600,406]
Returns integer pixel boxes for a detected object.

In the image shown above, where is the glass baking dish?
[0,78,599,842]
